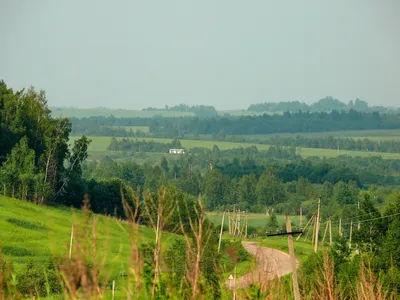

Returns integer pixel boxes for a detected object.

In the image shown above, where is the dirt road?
[226,241,298,290]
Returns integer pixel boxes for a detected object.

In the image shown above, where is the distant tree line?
[265,135,400,153]
[70,110,400,138]
[143,104,218,117]
[248,96,399,113]
[107,138,182,152]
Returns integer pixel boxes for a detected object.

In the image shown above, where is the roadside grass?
[0,196,177,275]
[70,136,400,160]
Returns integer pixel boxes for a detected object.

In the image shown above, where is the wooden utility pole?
[245,212,248,238]
[218,212,225,253]
[314,197,321,253]
[329,218,333,246]
[339,218,342,237]
[69,225,74,260]
[349,220,353,249]
[237,210,241,237]
[228,210,231,235]
[286,217,301,300]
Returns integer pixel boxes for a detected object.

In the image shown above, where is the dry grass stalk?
[357,259,388,300]
[314,250,337,300]
[121,186,142,299]
[58,194,110,299]
[143,188,176,297]
[179,196,213,300]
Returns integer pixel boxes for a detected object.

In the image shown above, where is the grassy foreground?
[0,196,178,273]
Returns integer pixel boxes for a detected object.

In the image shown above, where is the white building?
[169,149,185,154]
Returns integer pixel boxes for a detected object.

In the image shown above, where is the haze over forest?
[1,0,400,110]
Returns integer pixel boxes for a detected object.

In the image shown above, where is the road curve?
[226,241,298,290]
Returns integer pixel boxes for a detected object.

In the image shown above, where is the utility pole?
[321,220,329,245]
[339,218,342,237]
[218,212,225,253]
[314,197,321,253]
[237,210,241,237]
[245,212,248,238]
[349,220,353,249]
[69,225,74,260]
[228,210,231,235]
[286,217,301,300]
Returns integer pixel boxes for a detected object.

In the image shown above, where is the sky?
[1,1,399,110]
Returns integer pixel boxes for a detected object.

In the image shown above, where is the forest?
[69,109,400,138]
[1,80,400,299]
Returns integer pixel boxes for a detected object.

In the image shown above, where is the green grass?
[50,107,195,118]
[206,213,304,229]
[0,196,177,274]
[71,136,400,160]
[243,129,400,140]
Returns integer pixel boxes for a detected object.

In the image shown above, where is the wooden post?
[237,210,241,237]
[329,218,332,246]
[228,210,231,235]
[349,220,353,249]
[339,218,342,237]
[314,197,321,253]
[112,280,115,300]
[245,212,248,238]
[218,212,225,253]
[300,207,303,227]
[233,265,237,300]
[69,225,74,260]
[286,217,301,300]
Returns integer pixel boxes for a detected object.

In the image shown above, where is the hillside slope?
[0,196,172,273]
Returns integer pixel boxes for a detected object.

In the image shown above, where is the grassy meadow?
[0,196,180,274]
[206,212,304,229]
[70,136,400,160]
[243,129,400,141]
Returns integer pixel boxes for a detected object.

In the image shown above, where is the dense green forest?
[70,109,400,138]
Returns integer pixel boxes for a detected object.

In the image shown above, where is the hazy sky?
[1,1,399,110]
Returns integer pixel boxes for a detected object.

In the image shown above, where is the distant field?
[243,129,400,141]
[70,136,400,160]
[207,213,304,229]
[51,107,195,118]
